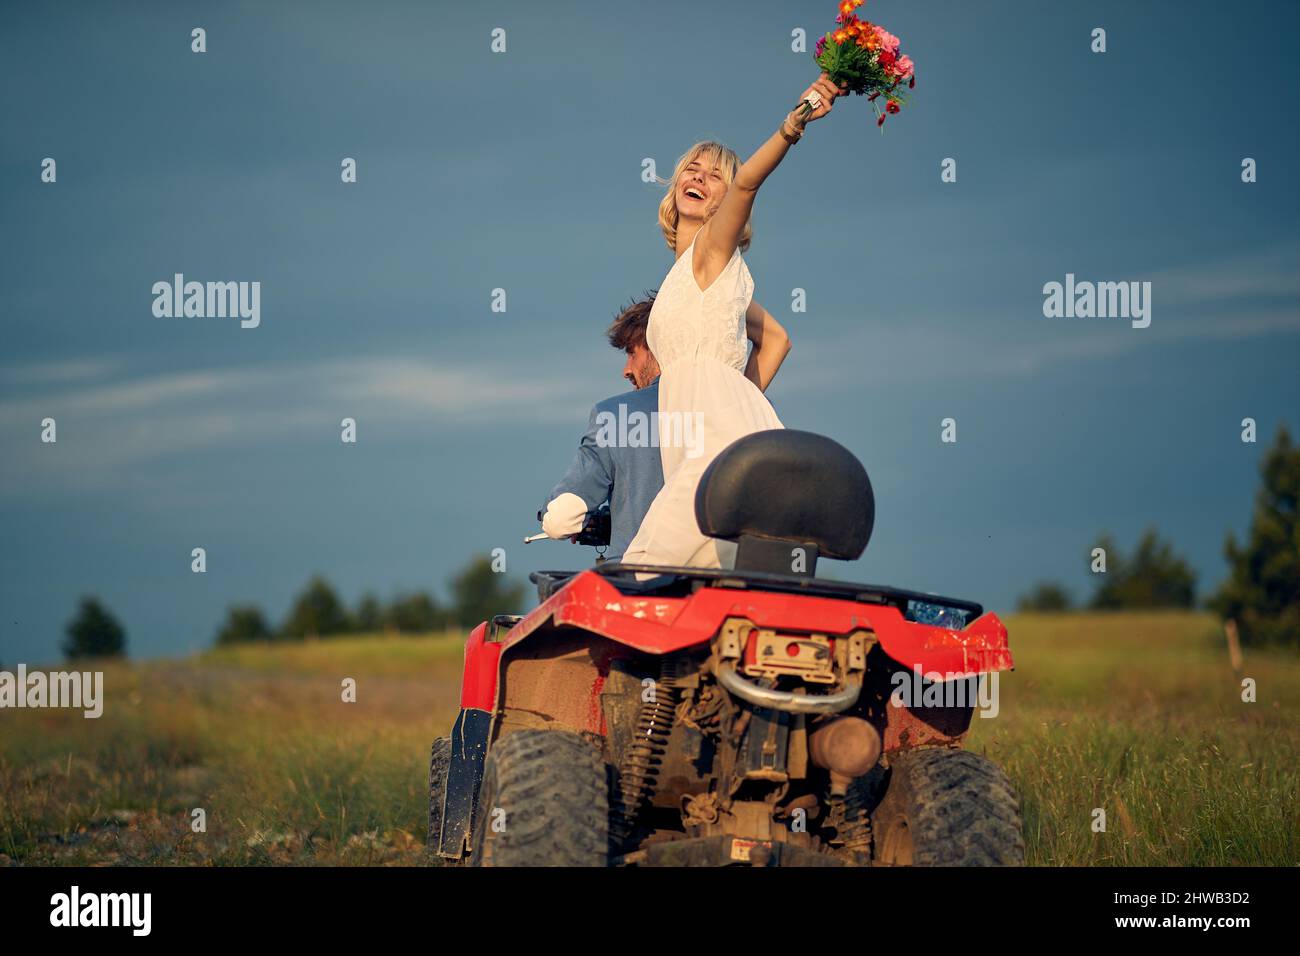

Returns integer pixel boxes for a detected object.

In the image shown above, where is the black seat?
[694,430,874,575]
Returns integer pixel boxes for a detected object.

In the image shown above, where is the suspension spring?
[610,655,685,851]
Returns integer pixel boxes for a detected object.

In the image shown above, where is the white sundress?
[621,229,785,569]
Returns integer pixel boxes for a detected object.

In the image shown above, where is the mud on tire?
[427,736,454,861]
[872,748,1025,866]
[469,729,609,867]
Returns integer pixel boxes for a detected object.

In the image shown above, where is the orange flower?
[832,28,849,43]
[839,0,855,15]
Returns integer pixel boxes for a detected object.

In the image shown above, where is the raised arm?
[743,299,792,392]
[694,73,844,284]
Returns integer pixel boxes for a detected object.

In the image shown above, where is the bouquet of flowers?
[803,0,915,129]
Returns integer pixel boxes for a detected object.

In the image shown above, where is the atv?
[429,429,1023,866]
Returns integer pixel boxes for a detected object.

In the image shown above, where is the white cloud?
[0,355,596,492]
[1143,240,1300,308]
[0,357,120,387]
[779,242,1300,392]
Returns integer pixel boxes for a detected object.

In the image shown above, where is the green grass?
[0,633,466,865]
[968,611,1299,865]
[1,614,1295,865]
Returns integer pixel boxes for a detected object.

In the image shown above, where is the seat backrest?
[694,430,874,574]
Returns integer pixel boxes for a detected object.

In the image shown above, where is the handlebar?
[524,503,612,548]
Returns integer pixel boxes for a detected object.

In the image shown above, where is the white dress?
[621,230,784,569]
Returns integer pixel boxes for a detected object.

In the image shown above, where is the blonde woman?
[622,74,843,570]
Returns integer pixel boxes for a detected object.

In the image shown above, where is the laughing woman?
[621,73,843,570]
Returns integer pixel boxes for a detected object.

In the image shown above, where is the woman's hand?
[698,75,843,274]
[794,73,846,125]
[743,300,792,392]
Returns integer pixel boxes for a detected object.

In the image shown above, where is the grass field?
[1,611,1296,866]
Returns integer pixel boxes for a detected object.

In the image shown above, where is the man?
[540,294,791,562]
[541,294,664,561]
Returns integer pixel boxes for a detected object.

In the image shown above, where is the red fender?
[458,622,501,711]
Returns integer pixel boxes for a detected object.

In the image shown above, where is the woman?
[621,74,843,570]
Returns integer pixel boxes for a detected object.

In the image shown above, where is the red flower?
[878,49,897,71]
[886,100,900,114]
[908,75,915,89]
[877,114,886,126]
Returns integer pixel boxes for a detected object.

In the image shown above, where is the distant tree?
[214,605,273,646]
[1211,424,1299,647]
[1090,528,1196,609]
[449,557,524,627]
[353,592,384,633]
[63,597,127,660]
[385,592,447,633]
[280,575,351,639]
[1016,581,1073,612]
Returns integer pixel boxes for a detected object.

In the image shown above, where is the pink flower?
[872,25,899,52]
[893,55,914,78]
[815,36,827,57]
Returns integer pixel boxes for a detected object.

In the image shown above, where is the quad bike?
[429,430,1023,866]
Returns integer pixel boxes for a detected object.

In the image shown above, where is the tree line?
[212,556,524,645]
[56,555,525,659]
[1016,425,1297,647]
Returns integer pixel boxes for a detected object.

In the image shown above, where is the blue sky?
[2,0,1297,663]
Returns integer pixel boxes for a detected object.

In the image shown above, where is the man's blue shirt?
[546,380,663,561]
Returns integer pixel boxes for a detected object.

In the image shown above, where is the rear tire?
[469,730,609,867]
[872,748,1024,866]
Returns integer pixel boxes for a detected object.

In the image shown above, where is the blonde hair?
[656,141,753,254]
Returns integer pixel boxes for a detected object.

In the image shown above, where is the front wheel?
[469,730,609,867]
[871,748,1025,866]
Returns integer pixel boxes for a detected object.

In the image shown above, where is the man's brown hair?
[606,292,657,352]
